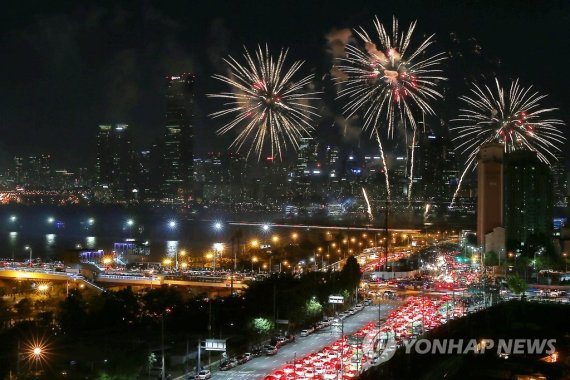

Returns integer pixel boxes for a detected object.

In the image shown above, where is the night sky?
[0,0,568,168]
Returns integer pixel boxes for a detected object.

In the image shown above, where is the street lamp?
[262,224,270,232]
[563,253,568,273]
[88,218,95,226]
[213,243,224,271]
[213,222,223,231]
[47,217,54,224]
[251,256,258,272]
[24,246,32,267]
[10,215,17,222]
[168,220,177,229]
[250,239,259,248]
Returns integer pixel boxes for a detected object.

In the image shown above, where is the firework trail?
[450,78,565,206]
[209,45,320,160]
[375,131,391,201]
[362,187,373,221]
[336,16,446,196]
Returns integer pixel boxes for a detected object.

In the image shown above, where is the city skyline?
[0,0,568,169]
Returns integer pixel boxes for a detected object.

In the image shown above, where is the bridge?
[0,268,248,291]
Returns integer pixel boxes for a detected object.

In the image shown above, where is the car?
[236,354,249,364]
[264,345,278,355]
[300,329,313,337]
[220,358,237,370]
[196,370,211,380]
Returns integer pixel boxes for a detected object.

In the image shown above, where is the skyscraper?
[95,124,137,200]
[477,143,504,251]
[161,73,194,202]
[552,152,567,207]
[504,150,553,245]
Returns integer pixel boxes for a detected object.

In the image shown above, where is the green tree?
[484,251,499,266]
[250,317,274,336]
[304,298,323,321]
[507,274,528,300]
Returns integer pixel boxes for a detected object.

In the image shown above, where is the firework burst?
[450,78,565,205]
[336,16,446,136]
[208,45,320,160]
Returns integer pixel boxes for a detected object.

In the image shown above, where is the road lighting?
[262,224,270,232]
[272,235,279,244]
[252,256,258,272]
[213,243,224,271]
[168,220,177,229]
[563,253,568,273]
[213,222,223,231]
[250,239,259,248]
[10,215,17,222]
[47,217,54,224]
[24,246,32,267]
[88,218,95,226]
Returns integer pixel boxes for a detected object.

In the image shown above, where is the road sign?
[329,295,344,304]
[204,339,226,352]
[276,319,289,325]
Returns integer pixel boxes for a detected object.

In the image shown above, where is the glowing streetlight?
[272,235,279,243]
[168,220,177,229]
[250,239,259,248]
[37,283,49,293]
[102,257,112,266]
[262,224,270,232]
[213,222,223,231]
[180,262,188,270]
[24,246,32,267]
[88,218,95,225]
[162,258,172,267]
[127,219,134,226]
[47,217,54,224]
[10,215,17,222]
[291,232,298,240]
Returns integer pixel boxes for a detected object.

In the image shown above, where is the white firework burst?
[450,78,565,205]
[336,16,446,137]
[208,45,320,160]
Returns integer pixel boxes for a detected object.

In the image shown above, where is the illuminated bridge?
[0,268,248,291]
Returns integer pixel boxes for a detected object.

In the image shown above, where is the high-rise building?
[161,73,194,202]
[13,154,53,189]
[325,145,340,182]
[420,134,459,201]
[476,143,504,251]
[95,124,137,200]
[552,153,567,207]
[504,150,553,245]
[294,136,319,186]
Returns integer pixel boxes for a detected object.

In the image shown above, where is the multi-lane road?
[211,303,397,380]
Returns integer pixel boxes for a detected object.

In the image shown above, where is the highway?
[211,303,397,380]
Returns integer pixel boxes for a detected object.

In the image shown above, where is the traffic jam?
[262,295,464,380]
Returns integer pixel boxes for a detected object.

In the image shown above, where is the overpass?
[0,268,105,293]
[0,268,248,291]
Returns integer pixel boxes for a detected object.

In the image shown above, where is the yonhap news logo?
[402,338,556,355]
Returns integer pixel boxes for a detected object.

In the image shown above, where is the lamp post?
[24,246,32,267]
[563,253,568,273]
[213,243,224,272]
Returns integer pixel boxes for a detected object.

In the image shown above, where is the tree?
[303,298,323,321]
[58,290,87,332]
[484,251,499,266]
[507,274,527,300]
[15,298,32,321]
[340,256,361,292]
[0,298,13,329]
[250,317,274,336]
